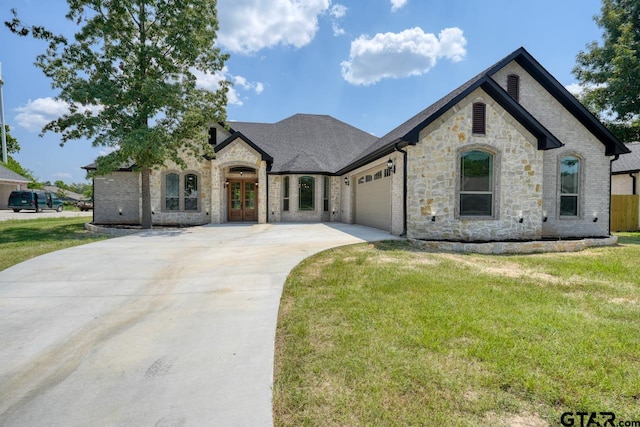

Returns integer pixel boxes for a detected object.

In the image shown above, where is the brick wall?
[493,62,611,237]
[93,172,140,224]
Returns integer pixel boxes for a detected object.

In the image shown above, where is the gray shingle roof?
[227,114,378,173]
[0,163,30,183]
[612,142,640,173]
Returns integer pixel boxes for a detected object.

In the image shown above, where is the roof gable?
[0,163,30,183]
[486,47,629,156]
[214,132,274,163]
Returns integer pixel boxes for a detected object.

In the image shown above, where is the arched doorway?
[226,166,258,221]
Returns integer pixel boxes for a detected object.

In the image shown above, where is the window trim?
[323,176,330,212]
[472,102,486,135]
[162,171,202,212]
[456,146,499,219]
[283,176,290,212]
[299,176,315,211]
[558,154,582,218]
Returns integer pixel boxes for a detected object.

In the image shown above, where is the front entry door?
[228,179,257,221]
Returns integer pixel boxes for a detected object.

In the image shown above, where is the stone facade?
[406,88,543,241]
[93,172,141,224]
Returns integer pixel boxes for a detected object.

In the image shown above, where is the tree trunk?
[141,166,152,229]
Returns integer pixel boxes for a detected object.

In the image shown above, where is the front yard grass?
[274,234,640,426]
[0,217,109,271]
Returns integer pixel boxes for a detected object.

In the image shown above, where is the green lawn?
[274,235,640,426]
[0,217,109,271]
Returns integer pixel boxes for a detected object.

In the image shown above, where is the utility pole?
[0,62,7,163]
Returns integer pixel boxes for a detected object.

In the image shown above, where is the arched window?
[472,102,486,135]
[560,156,580,216]
[507,74,520,102]
[165,173,180,211]
[460,150,494,216]
[283,176,290,211]
[299,176,315,211]
[164,172,200,212]
[184,173,198,211]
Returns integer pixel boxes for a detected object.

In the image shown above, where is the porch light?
[118,208,123,216]
[255,182,259,187]
[344,177,349,186]
[593,212,598,222]
[542,210,548,222]
[431,215,436,222]
[224,180,229,188]
[387,158,395,174]
[518,210,524,223]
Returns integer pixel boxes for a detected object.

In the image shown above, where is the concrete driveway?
[0,223,399,426]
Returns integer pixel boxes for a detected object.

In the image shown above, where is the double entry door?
[228,179,257,221]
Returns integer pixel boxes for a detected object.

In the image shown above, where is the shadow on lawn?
[0,223,95,244]
[615,232,640,246]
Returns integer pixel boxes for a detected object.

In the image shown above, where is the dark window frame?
[323,176,330,212]
[283,176,290,212]
[459,149,495,217]
[299,176,315,211]
[559,155,581,217]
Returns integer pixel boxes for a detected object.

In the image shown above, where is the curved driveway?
[0,223,399,426]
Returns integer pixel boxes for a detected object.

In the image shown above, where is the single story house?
[85,47,630,241]
[612,141,639,195]
[0,164,29,210]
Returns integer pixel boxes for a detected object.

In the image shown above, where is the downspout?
[630,172,637,195]
[265,173,269,223]
[609,154,619,235]
[394,143,408,237]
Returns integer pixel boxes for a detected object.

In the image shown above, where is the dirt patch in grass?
[484,412,548,427]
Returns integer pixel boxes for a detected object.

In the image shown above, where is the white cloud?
[332,22,346,37]
[341,27,467,86]
[194,67,265,106]
[391,0,408,12]
[330,4,347,18]
[14,97,100,132]
[218,0,331,54]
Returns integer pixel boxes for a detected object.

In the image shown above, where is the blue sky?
[0,0,605,184]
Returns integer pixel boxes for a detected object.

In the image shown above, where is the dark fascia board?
[612,169,640,175]
[481,78,563,150]
[336,139,409,176]
[402,76,562,150]
[269,171,336,176]
[214,131,274,163]
[81,163,137,172]
[487,47,630,156]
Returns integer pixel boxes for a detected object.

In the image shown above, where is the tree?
[6,1,229,228]
[1,124,38,182]
[573,0,640,142]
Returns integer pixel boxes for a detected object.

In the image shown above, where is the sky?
[0,0,606,184]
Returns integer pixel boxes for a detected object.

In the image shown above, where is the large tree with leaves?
[6,0,229,228]
[573,0,640,142]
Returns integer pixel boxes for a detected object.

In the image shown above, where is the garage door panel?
[355,169,391,231]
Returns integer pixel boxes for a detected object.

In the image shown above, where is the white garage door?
[354,167,391,231]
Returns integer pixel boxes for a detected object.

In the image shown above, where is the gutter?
[609,154,620,234]
[394,143,408,237]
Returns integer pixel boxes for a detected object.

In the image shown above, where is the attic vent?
[472,102,486,135]
[507,74,520,102]
[208,127,217,145]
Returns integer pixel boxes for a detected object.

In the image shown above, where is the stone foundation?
[409,235,618,254]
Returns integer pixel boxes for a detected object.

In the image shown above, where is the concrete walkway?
[0,223,399,426]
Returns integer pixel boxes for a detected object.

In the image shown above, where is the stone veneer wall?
[149,155,212,226]
[406,88,543,241]
[212,139,267,224]
[279,174,332,222]
[493,62,611,237]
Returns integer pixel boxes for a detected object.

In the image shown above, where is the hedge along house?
[85,47,630,241]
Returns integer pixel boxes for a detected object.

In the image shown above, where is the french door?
[228,179,257,221]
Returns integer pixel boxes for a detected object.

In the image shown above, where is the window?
[365,175,373,182]
[374,170,382,180]
[507,74,520,102]
[164,172,200,212]
[184,174,198,211]
[283,176,290,211]
[560,156,580,216]
[460,150,494,216]
[323,176,330,212]
[299,176,315,210]
[472,102,486,135]
[165,173,180,211]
